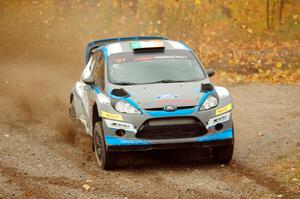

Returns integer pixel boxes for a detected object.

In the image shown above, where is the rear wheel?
[93,121,117,170]
[69,99,85,134]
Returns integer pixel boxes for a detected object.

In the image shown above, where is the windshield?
[107,50,206,85]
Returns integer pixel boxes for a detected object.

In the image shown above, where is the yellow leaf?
[195,0,201,5]
[247,28,253,34]
[276,62,283,69]
[228,59,235,65]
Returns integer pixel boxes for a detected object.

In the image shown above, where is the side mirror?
[83,76,95,85]
[206,69,215,77]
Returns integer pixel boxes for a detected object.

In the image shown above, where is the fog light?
[115,129,126,137]
[215,123,223,131]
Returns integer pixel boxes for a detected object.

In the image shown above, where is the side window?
[93,53,105,90]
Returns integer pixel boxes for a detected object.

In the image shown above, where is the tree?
[278,0,285,23]
[266,0,270,29]
[266,0,287,30]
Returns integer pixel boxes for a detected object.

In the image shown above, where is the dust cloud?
[0,1,97,141]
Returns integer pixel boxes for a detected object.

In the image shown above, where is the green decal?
[130,41,142,49]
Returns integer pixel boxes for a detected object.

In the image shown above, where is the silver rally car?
[69,36,234,169]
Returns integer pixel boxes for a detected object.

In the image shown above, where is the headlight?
[115,100,141,115]
[199,95,218,110]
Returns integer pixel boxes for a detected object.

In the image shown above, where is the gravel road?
[0,60,299,199]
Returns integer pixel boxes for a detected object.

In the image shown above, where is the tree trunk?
[266,0,270,29]
[279,0,285,24]
[270,0,276,28]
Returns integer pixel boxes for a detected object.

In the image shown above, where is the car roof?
[104,40,189,56]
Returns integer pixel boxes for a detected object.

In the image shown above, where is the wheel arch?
[70,93,74,103]
[92,102,103,152]
[92,102,102,129]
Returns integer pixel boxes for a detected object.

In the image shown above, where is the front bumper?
[105,128,233,152]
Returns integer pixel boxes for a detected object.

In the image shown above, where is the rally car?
[69,36,234,170]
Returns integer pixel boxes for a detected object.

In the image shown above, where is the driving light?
[200,95,218,110]
[115,100,141,115]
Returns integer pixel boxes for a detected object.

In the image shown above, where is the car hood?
[120,82,207,109]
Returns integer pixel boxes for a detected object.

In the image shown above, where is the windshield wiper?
[146,80,186,84]
[113,82,138,85]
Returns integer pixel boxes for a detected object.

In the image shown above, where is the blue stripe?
[195,128,233,142]
[105,135,151,146]
[104,128,233,146]
[197,90,215,111]
[93,85,101,94]
[98,87,214,117]
[102,47,108,63]
[145,107,196,117]
[145,91,214,117]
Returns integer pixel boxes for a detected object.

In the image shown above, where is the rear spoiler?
[84,36,168,65]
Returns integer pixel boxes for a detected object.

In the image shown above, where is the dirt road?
[0,58,299,199]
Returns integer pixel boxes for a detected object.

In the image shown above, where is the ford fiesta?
[69,36,234,170]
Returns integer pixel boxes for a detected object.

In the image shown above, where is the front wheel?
[212,144,234,164]
[93,121,117,170]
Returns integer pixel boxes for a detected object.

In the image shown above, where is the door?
[73,53,98,134]
[86,51,105,130]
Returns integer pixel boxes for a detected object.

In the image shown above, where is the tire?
[212,144,234,164]
[212,124,235,164]
[93,121,117,170]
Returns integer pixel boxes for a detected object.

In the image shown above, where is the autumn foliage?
[0,0,299,84]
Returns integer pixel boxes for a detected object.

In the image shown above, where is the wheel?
[212,144,234,164]
[212,124,235,164]
[93,121,117,170]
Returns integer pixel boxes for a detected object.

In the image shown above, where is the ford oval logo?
[163,105,177,112]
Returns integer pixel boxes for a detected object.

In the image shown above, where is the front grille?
[136,117,207,140]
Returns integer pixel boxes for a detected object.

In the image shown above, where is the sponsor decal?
[207,112,231,128]
[154,94,179,100]
[101,111,123,121]
[215,103,232,115]
[108,43,123,54]
[153,55,188,59]
[133,57,153,61]
[116,58,126,63]
[104,119,137,133]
